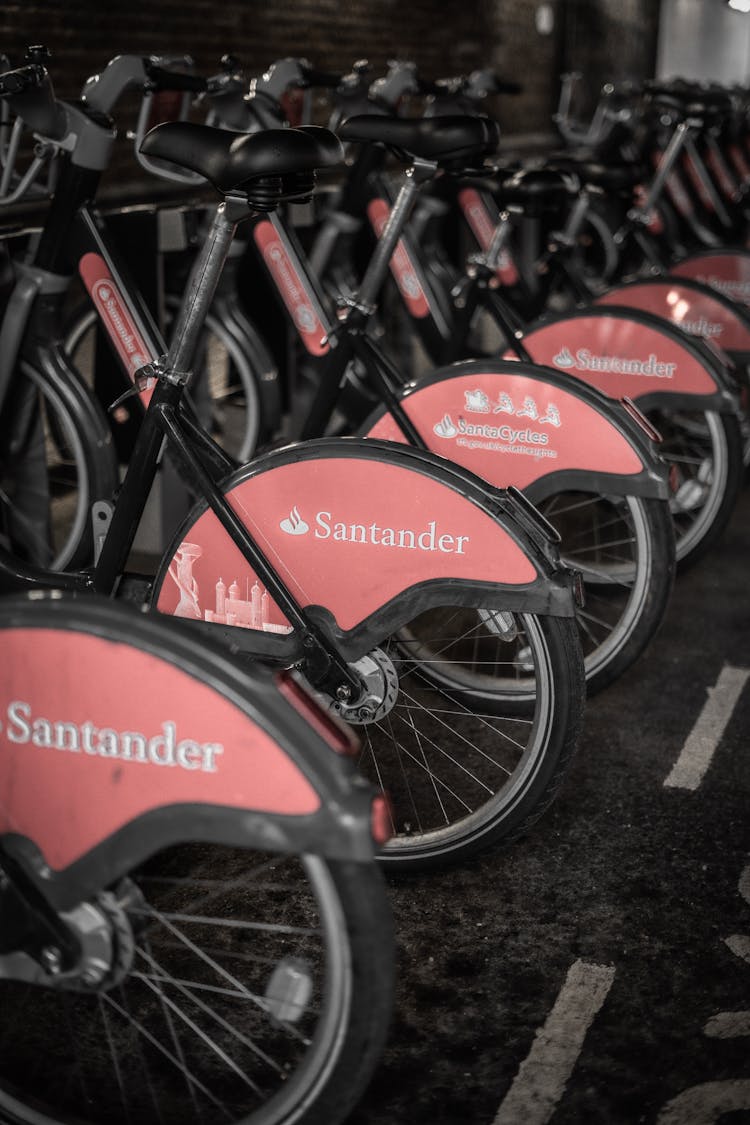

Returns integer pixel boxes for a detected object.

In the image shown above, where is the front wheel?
[350,611,585,872]
[0,848,394,1125]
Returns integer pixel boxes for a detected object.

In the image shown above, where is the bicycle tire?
[64,303,266,464]
[537,492,676,695]
[649,407,743,569]
[359,611,585,872]
[0,359,116,570]
[0,850,394,1125]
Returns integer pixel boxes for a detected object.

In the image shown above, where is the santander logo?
[553,344,676,378]
[434,414,458,438]
[279,506,309,535]
[279,506,469,554]
[553,346,575,369]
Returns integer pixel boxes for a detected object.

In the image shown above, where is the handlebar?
[143,61,208,94]
[0,59,67,140]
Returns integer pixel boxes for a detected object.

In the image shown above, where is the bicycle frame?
[2,182,578,711]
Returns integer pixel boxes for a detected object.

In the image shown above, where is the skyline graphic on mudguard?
[0,629,320,870]
[367,372,643,489]
[156,456,538,632]
[514,315,718,399]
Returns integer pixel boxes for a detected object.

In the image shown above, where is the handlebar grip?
[493,80,522,96]
[144,63,208,94]
[300,67,343,89]
[0,63,46,98]
[0,62,67,139]
[416,78,443,96]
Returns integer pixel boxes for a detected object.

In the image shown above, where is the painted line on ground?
[657,1079,750,1122]
[492,959,615,1125]
[663,665,749,791]
[703,1011,750,1038]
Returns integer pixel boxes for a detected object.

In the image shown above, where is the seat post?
[355,157,438,310]
[165,193,250,376]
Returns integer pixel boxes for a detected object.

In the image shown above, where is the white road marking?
[703,1011,750,1038]
[663,666,749,791]
[739,863,750,906]
[725,934,750,965]
[492,959,615,1125]
[657,1079,750,1122]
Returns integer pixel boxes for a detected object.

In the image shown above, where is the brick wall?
[0,0,659,201]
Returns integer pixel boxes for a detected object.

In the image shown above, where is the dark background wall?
[0,0,660,201]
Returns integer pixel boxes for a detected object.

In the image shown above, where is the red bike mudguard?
[0,595,379,911]
[515,307,738,413]
[671,250,750,309]
[596,278,750,355]
[154,439,577,659]
[362,361,669,502]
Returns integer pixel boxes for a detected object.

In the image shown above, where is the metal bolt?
[80,967,105,987]
[41,946,62,975]
[335,684,352,702]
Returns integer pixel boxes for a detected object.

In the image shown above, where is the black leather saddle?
[139,122,343,205]
[337,114,501,167]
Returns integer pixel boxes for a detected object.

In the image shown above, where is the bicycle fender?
[153,438,577,662]
[0,595,381,912]
[361,361,669,502]
[596,277,750,354]
[515,307,739,414]
[670,249,750,309]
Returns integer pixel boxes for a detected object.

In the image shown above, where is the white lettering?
[2,703,224,774]
[311,510,470,553]
[7,701,31,743]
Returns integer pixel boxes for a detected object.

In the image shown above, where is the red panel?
[515,315,717,399]
[0,629,320,870]
[253,221,330,355]
[458,189,520,284]
[156,456,538,631]
[367,198,431,317]
[78,253,155,404]
[367,372,643,488]
[596,283,750,352]
[671,254,750,308]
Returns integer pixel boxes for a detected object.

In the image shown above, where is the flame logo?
[553,345,575,368]
[433,413,458,439]
[279,506,310,535]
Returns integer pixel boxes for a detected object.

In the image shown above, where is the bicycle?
[0,589,394,1125]
[103,58,678,699]
[0,57,586,872]
[292,65,741,570]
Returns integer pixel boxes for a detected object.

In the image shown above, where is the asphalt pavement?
[350,485,750,1125]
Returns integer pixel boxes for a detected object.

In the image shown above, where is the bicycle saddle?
[139,122,343,200]
[545,157,647,192]
[496,167,574,212]
[337,114,501,166]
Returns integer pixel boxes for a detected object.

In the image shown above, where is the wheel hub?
[327,648,399,725]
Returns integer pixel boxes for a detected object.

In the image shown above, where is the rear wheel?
[0,361,116,570]
[650,408,743,568]
[64,304,265,464]
[537,492,676,694]
[349,611,585,872]
[0,848,393,1125]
